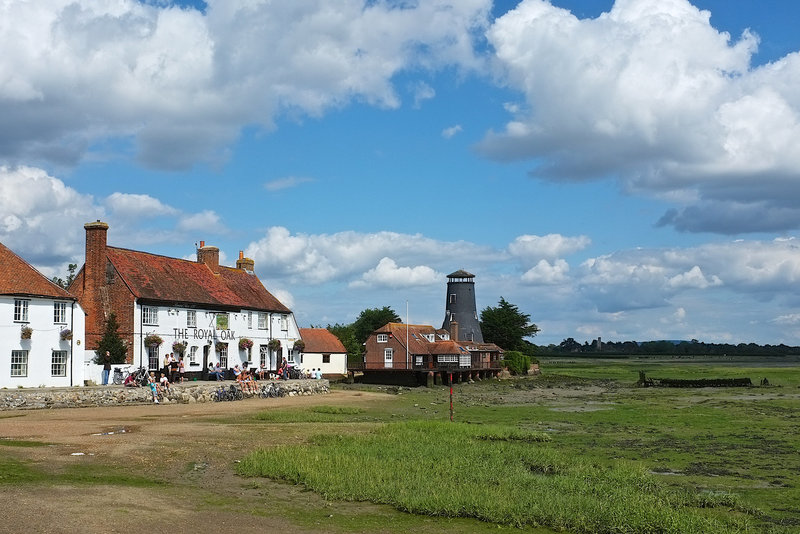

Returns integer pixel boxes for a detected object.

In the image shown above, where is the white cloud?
[411,81,436,108]
[351,257,441,288]
[479,0,800,234]
[442,124,463,138]
[521,259,569,285]
[0,165,100,264]
[0,0,491,169]
[264,176,314,192]
[176,210,223,233]
[106,192,177,218]
[246,226,495,285]
[508,233,591,261]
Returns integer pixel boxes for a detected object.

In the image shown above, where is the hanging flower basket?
[215,341,228,352]
[60,328,72,341]
[267,339,281,351]
[238,338,254,351]
[144,334,163,348]
[20,326,33,340]
[292,339,305,353]
[172,340,187,354]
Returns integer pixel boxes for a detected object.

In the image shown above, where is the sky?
[2,0,800,347]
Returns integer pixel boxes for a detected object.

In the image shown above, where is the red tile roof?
[0,242,76,299]
[106,247,290,312]
[378,323,462,355]
[299,328,347,354]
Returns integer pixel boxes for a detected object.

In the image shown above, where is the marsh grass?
[253,405,371,424]
[0,456,163,488]
[237,420,751,533]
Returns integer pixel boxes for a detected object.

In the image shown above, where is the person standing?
[101,351,112,385]
[179,358,185,383]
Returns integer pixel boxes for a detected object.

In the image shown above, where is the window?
[54,301,67,324]
[51,350,67,377]
[384,348,393,368]
[147,346,159,370]
[187,310,196,328]
[322,354,330,364]
[438,355,458,363]
[259,345,268,367]
[280,315,288,331]
[218,344,228,368]
[449,293,456,304]
[14,299,29,322]
[415,355,423,366]
[11,350,28,377]
[247,311,252,329]
[424,334,434,342]
[189,346,198,364]
[258,312,268,330]
[143,306,158,326]
[377,334,388,343]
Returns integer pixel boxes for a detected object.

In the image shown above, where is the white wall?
[301,351,347,376]
[129,303,302,374]
[0,297,85,388]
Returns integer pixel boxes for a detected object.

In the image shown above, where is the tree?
[93,313,128,365]
[351,306,401,347]
[51,263,78,289]
[480,297,539,352]
[325,323,361,367]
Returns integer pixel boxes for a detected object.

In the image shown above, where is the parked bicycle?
[259,382,286,398]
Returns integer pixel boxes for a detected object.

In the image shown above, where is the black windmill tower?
[441,269,484,343]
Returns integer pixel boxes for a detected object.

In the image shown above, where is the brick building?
[70,221,300,381]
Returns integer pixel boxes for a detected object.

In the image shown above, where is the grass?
[237,420,752,533]
[235,359,800,532]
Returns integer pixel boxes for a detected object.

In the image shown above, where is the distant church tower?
[441,269,484,343]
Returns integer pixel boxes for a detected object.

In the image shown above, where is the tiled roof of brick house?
[105,246,290,312]
[299,328,347,354]
[0,242,76,299]
[377,323,463,355]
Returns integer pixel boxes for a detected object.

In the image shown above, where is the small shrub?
[502,351,531,375]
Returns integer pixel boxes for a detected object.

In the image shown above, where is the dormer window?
[377,334,389,343]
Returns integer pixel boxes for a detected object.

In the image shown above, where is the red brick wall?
[72,223,136,363]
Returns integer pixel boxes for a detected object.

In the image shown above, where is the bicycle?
[227,384,244,401]
[214,386,228,402]
[112,367,124,385]
[260,382,285,398]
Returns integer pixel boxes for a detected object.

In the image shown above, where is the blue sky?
[2,0,800,346]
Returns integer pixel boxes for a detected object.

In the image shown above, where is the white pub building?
[71,222,300,382]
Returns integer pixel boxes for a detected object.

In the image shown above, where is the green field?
[238,358,800,533]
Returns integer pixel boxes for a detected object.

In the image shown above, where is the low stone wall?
[0,379,329,411]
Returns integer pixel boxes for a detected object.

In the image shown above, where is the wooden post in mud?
[449,372,453,422]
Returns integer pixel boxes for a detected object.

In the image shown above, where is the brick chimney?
[236,250,255,273]
[83,220,109,296]
[450,320,459,341]
[82,221,109,352]
[197,242,220,274]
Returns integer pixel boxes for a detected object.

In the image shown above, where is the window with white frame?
[438,355,458,363]
[258,312,267,330]
[14,299,29,322]
[11,350,28,377]
[218,344,228,368]
[147,346,159,370]
[415,355,423,366]
[187,310,196,328]
[449,293,456,304]
[189,346,198,364]
[51,350,67,376]
[142,306,158,326]
[247,311,252,329]
[53,301,67,324]
[259,345,268,367]
[377,334,388,343]
[280,315,288,331]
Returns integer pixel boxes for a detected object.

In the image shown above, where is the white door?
[384,348,393,369]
